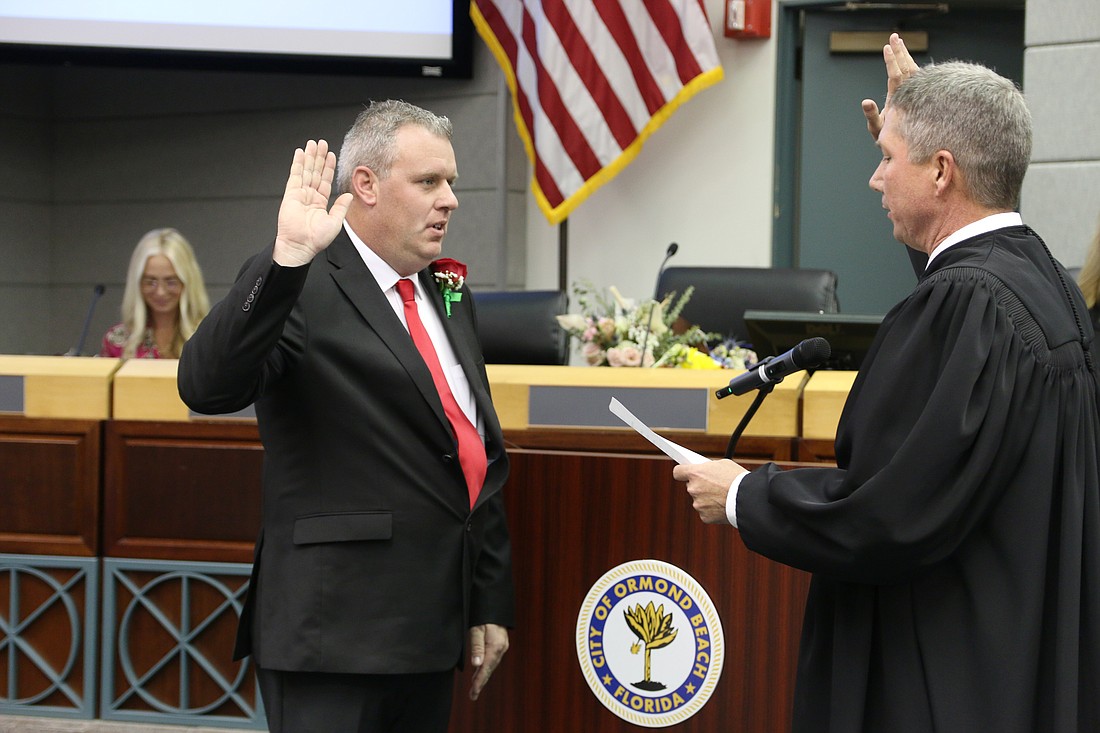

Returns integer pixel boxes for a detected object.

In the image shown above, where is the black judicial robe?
[737,226,1100,733]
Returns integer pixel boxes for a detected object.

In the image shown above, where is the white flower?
[556,281,722,368]
[556,313,588,332]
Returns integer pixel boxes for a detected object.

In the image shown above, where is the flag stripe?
[591,0,668,118]
[473,0,571,206]
[645,0,706,85]
[543,2,638,152]
[472,0,723,224]
[521,4,604,181]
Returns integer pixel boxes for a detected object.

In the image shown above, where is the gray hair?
[335,99,454,195]
[891,61,1031,210]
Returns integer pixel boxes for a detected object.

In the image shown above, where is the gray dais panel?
[529,386,708,430]
[0,375,23,413]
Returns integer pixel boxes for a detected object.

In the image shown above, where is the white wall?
[1021,0,1100,266]
[523,0,778,303]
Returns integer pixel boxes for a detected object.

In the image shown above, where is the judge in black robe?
[674,44,1100,733]
[742,225,1100,732]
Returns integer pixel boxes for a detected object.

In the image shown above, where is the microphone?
[639,242,679,367]
[65,284,106,357]
[715,337,831,398]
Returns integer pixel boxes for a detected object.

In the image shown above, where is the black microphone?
[65,284,106,357]
[639,242,679,366]
[715,337,831,398]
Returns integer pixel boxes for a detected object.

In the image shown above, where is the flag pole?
[558,217,569,293]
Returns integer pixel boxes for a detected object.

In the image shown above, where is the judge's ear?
[932,149,956,195]
[351,165,380,205]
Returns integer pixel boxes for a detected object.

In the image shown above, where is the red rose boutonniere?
[431,257,467,318]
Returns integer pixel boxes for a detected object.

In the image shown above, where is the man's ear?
[352,165,379,205]
[933,149,956,195]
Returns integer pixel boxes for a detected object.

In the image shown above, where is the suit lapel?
[324,236,502,512]
[326,233,451,434]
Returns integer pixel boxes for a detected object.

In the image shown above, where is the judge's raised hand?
[273,139,354,267]
[467,623,509,701]
[672,459,748,525]
[861,33,919,141]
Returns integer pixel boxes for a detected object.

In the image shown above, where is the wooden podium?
[1,357,862,730]
[102,361,818,730]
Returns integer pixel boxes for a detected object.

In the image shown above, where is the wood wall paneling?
[103,421,263,562]
[0,417,101,556]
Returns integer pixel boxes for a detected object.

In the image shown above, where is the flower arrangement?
[555,280,758,369]
[431,257,466,318]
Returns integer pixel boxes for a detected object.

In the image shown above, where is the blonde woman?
[100,228,210,359]
[1079,218,1100,331]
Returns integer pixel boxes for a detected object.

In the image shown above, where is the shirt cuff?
[726,471,749,528]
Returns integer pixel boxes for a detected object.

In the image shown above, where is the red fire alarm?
[725,0,771,39]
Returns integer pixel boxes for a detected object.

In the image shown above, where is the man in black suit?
[178,100,514,732]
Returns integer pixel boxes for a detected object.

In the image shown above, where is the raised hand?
[273,139,354,267]
[861,33,919,141]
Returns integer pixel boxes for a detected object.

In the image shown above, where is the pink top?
[99,323,162,359]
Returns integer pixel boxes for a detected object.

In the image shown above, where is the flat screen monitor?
[743,310,884,371]
[0,1,474,78]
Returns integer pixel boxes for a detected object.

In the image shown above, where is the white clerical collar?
[925,212,1023,269]
[343,221,419,297]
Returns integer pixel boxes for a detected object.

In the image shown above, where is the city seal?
[576,559,724,727]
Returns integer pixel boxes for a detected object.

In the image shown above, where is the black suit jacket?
[178,231,514,674]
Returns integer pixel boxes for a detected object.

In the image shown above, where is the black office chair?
[473,289,570,365]
[656,266,840,343]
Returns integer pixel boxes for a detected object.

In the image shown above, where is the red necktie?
[397,278,486,508]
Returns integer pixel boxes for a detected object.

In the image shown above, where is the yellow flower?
[681,347,722,370]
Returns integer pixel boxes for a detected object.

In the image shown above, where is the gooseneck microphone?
[715,337,831,398]
[65,284,106,357]
[639,242,679,366]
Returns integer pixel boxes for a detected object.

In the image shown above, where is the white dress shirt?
[343,223,484,438]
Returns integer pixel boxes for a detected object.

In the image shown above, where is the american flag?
[471,0,724,224]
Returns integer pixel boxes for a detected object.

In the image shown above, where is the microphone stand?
[719,338,831,458]
[65,285,105,357]
[724,382,774,459]
[640,242,678,366]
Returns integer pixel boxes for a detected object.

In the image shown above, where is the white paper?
[608,397,710,465]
